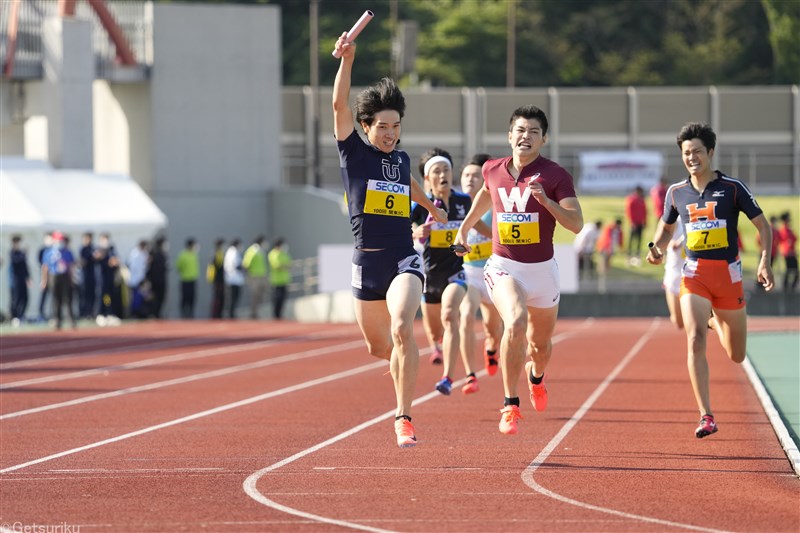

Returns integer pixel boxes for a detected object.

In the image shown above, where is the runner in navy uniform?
[411,148,490,396]
[647,122,774,438]
[333,34,446,448]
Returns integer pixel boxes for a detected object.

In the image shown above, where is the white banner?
[579,150,664,193]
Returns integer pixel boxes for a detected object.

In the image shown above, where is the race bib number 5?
[685,220,728,251]
[498,212,540,245]
[429,221,463,248]
[364,180,410,217]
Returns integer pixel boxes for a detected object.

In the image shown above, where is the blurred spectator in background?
[268,237,292,320]
[573,220,601,280]
[756,215,780,267]
[175,237,200,318]
[243,235,268,319]
[37,232,53,321]
[207,238,226,319]
[41,232,77,330]
[224,238,244,318]
[596,218,623,276]
[130,279,154,319]
[147,236,168,318]
[126,240,149,310]
[9,235,31,326]
[650,177,668,220]
[79,232,97,319]
[778,211,798,293]
[625,185,647,265]
[95,233,121,325]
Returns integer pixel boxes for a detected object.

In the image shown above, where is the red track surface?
[1,318,798,532]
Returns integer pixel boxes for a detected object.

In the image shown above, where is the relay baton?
[648,241,662,259]
[332,10,374,58]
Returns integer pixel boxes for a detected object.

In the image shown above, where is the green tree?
[761,0,800,83]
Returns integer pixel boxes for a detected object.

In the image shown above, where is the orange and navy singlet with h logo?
[663,171,762,263]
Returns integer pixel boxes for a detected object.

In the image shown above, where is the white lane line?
[1,337,216,371]
[742,357,800,477]
[520,318,732,533]
[0,322,310,369]
[241,321,595,533]
[0,328,345,390]
[0,357,390,474]
[0,340,365,420]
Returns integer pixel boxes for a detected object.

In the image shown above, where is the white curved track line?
[243,400,434,533]
[521,318,732,533]
[242,320,595,532]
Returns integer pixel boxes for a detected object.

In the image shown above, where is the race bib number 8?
[498,212,540,245]
[685,220,728,251]
[429,221,463,248]
[364,180,410,217]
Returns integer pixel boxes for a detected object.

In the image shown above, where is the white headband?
[423,155,452,177]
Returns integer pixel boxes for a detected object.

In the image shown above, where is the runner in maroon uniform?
[647,122,774,438]
[454,105,583,435]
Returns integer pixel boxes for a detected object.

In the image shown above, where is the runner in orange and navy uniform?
[453,105,584,436]
[647,122,774,439]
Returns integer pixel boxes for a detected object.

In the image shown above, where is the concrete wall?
[284,85,800,193]
[146,3,281,318]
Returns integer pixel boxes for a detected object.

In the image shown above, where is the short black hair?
[185,237,196,248]
[468,153,492,167]
[676,122,716,151]
[509,105,549,136]
[354,77,406,126]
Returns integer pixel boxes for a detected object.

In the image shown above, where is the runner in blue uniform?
[647,122,774,438]
[411,148,490,395]
[333,33,446,448]
[458,154,504,378]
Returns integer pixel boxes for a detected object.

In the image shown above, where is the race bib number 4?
[364,180,410,217]
[464,241,492,262]
[498,212,539,245]
[429,221,463,248]
[685,219,728,251]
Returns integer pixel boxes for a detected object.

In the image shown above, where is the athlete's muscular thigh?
[354,299,392,359]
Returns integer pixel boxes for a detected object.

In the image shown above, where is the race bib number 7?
[498,212,540,245]
[685,219,728,251]
[364,180,410,217]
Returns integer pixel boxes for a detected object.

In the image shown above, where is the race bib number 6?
[498,212,540,245]
[685,219,728,251]
[364,180,410,217]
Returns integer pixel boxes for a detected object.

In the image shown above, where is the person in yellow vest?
[175,237,200,319]
[243,235,268,319]
[267,237,292,320]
